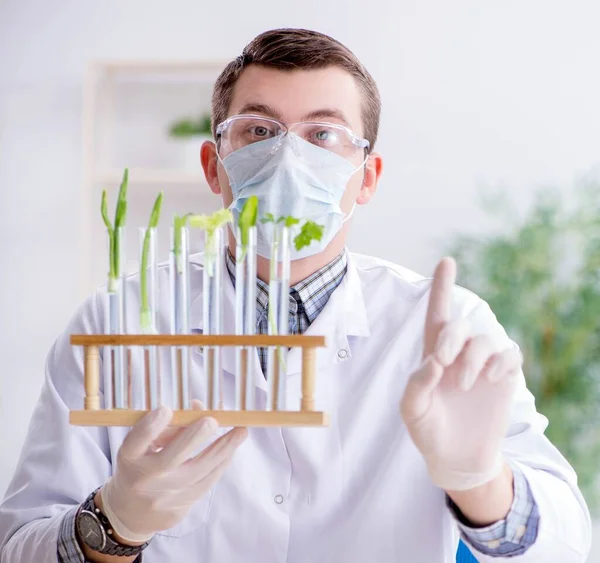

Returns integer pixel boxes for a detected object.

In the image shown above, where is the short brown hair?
[211,28,381,150]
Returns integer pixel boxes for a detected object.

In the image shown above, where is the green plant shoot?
[173,213,192,274]
[189,209,233,277]
[140,192,164,332]
[101,168,128,292]
[238,196,259,260]
[261,214,325,374]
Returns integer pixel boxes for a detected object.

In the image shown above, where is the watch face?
[77,510,106,551]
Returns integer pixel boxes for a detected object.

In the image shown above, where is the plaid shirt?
[57,250,539,561]
[448,464,540,556]
[225,248,347,375]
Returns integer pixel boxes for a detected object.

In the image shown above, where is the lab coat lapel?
[189,249,370,386]
[284,250,371,375]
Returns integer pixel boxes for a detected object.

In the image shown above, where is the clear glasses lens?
[292,122,361,160]
[218,116,368,164]
[219,117,284,159]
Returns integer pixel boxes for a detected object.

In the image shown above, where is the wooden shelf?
[94,168,208,186]
[91,60,227,73]
[70,410,329,427]
[80,59,228,297]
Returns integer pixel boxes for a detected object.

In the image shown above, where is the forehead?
[227,65,363,135]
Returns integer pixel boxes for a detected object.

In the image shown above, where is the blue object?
[456,540,478,562]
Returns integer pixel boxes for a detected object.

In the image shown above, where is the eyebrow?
[301,108,351,127]
[236,103,283,120]
[235,104,351,127]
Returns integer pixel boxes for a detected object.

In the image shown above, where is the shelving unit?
[95,168,207,185]
[80,59,228,298]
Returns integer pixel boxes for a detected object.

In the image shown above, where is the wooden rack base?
[71,333,328,429]
[70,409,328,427]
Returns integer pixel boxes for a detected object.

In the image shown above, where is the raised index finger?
[423,256,457,359]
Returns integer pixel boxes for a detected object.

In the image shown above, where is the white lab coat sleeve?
[0,291,114,563]
[457,297,592,562]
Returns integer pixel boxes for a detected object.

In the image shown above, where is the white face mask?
[221,133,363,260]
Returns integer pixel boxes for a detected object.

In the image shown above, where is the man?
[0,28,592,562]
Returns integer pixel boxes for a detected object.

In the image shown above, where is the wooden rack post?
[301,347,316,412]
[70,334,328,428]
[84,345,100,410]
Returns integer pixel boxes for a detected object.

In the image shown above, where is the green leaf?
[101,190,112,231]
[294,220,324,251]
[238,196,259,247]
[114,168,129,228]
[260,212,276,224]
[261,213,300,228]
[140,192,164,326]
[284,216,300,228]
[148,192,164,229]
[101,190,115,280]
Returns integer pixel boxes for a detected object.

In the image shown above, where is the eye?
[250,126,271,137]
[306,126,340,146]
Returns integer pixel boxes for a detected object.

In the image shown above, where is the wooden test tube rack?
[70,334,328,427]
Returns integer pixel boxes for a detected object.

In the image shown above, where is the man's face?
[201,64,382,260]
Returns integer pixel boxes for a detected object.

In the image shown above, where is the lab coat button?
[274,494,284,504]
[486,539,501,549]
[515,524,527,540]
[337,348,348,359]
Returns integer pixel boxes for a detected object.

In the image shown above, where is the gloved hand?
[100,400,247,543]
[400,257,522,492]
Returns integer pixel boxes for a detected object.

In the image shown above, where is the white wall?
[1,0,599,558]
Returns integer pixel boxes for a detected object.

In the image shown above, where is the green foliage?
[260,213,323,250]
[446,180,600,513]
[169,114,212,138]
[101,168,129,289]
[188,209,233,234]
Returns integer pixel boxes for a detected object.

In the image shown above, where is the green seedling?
[101,168,129,292]
[140,192,164,332]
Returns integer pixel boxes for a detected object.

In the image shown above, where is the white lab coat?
[0,251,592,563]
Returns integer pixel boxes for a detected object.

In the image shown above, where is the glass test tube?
[234,226,257,410]
[169,225,192,410]
[105,226,127,409]
[203,227,224,410]
[139,227,161,410]
[266,223,291,411]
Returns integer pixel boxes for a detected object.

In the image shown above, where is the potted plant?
[168,113,213,170]
[446,178,600,514]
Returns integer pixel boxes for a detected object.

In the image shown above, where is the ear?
[201,141,222,195]
[356,152,383,205]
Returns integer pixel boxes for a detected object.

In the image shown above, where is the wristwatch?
[76,489,150,557]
